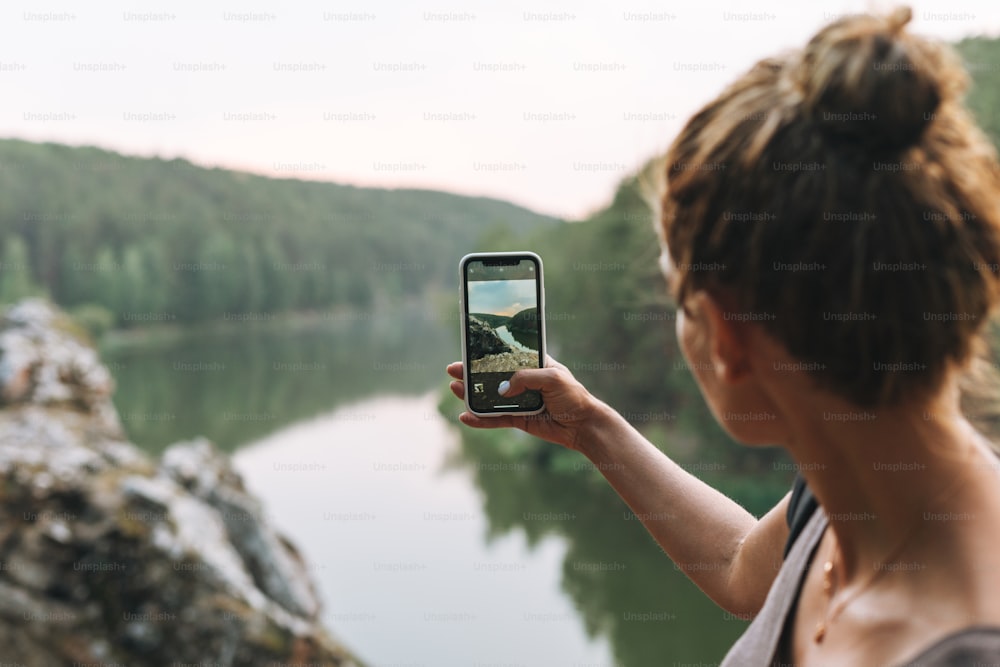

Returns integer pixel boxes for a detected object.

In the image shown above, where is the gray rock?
[0,299,115,416]
[161,439,322,618]
[0,299,363,667]
[467,315,513,360]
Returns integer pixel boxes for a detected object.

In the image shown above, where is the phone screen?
[462,254,544,414]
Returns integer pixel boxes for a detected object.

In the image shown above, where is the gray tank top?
[718,499,1000,665]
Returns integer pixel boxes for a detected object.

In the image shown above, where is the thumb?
[499,367,560,397]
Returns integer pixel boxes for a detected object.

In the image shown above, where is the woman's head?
[660,6,1000,413]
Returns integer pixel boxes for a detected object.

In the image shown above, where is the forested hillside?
[0,139,559,326]
[956,35,1000,147]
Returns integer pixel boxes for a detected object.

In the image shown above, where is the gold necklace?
[812,472,968,644]
[813,531,912,642]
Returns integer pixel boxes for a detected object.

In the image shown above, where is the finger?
[446,362,464,380]
[458,412,520,429]
[450,380,465,400]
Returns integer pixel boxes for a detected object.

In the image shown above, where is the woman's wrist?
[574,397,630,460]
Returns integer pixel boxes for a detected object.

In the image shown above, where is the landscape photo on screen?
[466,263,540,375]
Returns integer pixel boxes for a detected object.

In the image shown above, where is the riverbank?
[99,306,384,352]
[96,289,461,352]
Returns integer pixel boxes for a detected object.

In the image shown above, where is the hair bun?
[790,6,953,154]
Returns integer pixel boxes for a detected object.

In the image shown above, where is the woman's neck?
[773,383,996,584]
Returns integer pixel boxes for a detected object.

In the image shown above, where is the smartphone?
[460,252,546,416]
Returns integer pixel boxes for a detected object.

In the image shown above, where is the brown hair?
[660,6,1000,408]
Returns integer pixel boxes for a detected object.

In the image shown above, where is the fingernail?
[498,380,510,396]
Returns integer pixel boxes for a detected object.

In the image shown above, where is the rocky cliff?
[466,316,512,360]
[0,299,363,666]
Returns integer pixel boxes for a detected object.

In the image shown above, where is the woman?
[447,7,1000,666]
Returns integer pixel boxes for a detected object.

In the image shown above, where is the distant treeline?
[469,313,510,328]
[0,139,558,328]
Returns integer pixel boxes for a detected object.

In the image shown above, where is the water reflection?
[99,311,791,665]
[232,393,614,667]
[102,309,452,451]
[445,425,769,665]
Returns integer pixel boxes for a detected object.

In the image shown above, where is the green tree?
[92,246,124,320]
[0,235,41,304]
[237,242,264,312]
[120,245,148,316]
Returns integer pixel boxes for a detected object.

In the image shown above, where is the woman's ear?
[692,291,752,384]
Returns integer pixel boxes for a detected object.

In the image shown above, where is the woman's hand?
[445,356,608,453]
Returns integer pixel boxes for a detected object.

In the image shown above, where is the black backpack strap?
[783,472,820,559]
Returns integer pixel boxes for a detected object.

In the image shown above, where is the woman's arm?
[578,399,790,616]
[447,359,790,616]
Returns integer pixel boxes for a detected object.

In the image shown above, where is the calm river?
[102,307,775,666]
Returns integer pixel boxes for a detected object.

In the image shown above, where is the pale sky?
[468,279,536,317]
[1,0,997,219]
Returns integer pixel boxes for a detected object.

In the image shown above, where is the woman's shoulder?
[897,625,1000,666]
